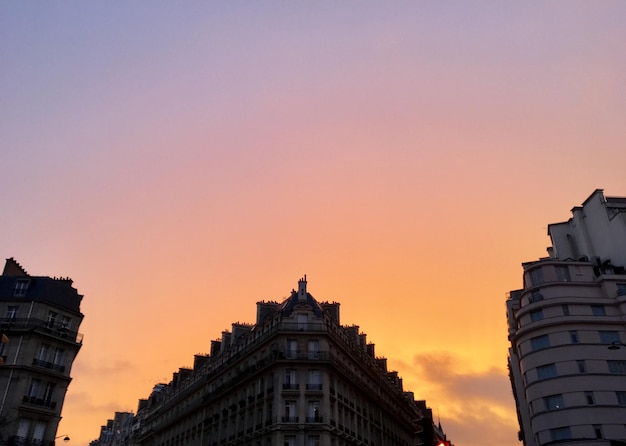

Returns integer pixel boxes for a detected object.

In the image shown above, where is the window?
[593,425,603,439]
[570,331,579,344]
[5,306,19,321]
[32,421,46,442]
[284,369,298,389]
[616,391,626,406]
[536,364,557,380]
[608,360,626,374]
[43,382,55,402]
[53,348,65,365]
[591,305,606,316]
[529,291,544,303]
[29,378,42,398]
[37,344,50,362]
[283,401,296,422]
[60,316,71,330]
[555,266,571,281]
[562,304,569,316]
[530,335,550,351]
[46,311,58,328]
[586,392,595,405]
[308,369,321,390]
[307,435,320,446]
[550,427,571,441]
[308,400,321,422]
[577,360,587,373]
[13,279,29,297]
[600,331,620,344]
[257,377,264,394]
[618,283,626,296]
[308,340,320,359]
[16,419,31,439]
[544,394,564,410]
[297,314,308,330]
[286,339,297,358]
[530,310,544,322]
[530,268,544,286]
[283,435,296,446]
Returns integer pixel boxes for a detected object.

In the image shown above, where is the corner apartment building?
[91,411,135,446]
[507,190,626,446]
[0,258,84,446]
[122,276,444,446]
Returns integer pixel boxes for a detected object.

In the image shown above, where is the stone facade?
[95,276,445,446]
[0,258,84,446]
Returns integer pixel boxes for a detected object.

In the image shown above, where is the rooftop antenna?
[437,407,442,430]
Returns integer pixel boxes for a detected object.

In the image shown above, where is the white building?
[507,190,626,446]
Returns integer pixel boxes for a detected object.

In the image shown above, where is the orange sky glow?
[2,2,626,445]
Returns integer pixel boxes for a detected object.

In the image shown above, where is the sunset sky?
[2,2,626,445]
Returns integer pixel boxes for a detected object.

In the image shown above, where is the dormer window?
[13,279,30,297]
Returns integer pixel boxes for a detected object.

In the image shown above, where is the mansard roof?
[277,285,325,319]
[0,258,83,314]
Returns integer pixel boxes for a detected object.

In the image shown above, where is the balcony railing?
[306,384,323,391]
[22,395,57,409]
[281,417,298,423]
[32,358,65,372]
[282,350,330,361]
[282,383,299,390]
[0,318,83,344]
[8,437,46,446]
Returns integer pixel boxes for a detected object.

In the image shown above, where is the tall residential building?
[95,276,449,446]
[91,411,135,446]
[507,190,626,446]
[0,258,84,446]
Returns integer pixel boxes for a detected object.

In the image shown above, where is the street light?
[608,341,626,350]
[54,435,70,442]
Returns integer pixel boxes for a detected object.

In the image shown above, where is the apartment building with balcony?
[118,276,443,446]
[506,190,626,446]
[90,411,135,446]
[0,258,84,446]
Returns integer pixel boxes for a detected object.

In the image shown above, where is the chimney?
[298,275,307,303]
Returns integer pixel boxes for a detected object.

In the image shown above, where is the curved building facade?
[507,190,626,446]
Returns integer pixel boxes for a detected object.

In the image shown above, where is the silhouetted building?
[96,276,446,446]
[0,258,84,446]
[507,190,626,446]
[90,411,135,446]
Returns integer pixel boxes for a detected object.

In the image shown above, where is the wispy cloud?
[393,352,519,446]
[72,357,136,377]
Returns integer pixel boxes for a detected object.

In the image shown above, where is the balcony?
[281,417,299,423]
[306,416,323,423]
[8,437,46,446]
[22,395,57,409]
[282,383,299,390]
[281,350,330,361]
[306,384,323,391]
[32,358,65,373]
[0,318,83,344]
